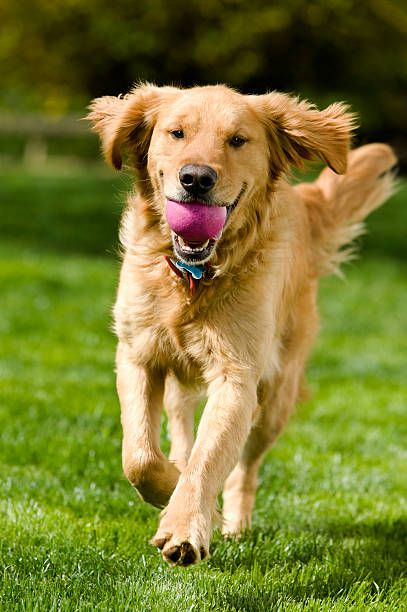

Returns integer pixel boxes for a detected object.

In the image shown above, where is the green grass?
[0,164,406,610]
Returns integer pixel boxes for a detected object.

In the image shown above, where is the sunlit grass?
[0,167,406,610]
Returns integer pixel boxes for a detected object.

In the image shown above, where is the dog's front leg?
[117,342,180,509]
[151,374,257,565]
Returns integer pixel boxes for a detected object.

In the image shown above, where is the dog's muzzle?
[166,183,247,265]
[166,200,226,264]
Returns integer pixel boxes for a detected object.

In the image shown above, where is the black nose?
[179,164,218,196]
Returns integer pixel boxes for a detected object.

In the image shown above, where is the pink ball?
[165,200,227,242]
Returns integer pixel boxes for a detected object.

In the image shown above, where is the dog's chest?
[116,296,210,383]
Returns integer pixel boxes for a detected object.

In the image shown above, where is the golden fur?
[87,84,396,566]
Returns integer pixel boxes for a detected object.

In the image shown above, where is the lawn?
[0,164,406,610]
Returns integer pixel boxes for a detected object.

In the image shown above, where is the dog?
[87,84,396,566]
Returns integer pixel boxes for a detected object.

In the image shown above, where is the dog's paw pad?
[162,541,202,566]
[180,542,197,565]
[164,545,182,564]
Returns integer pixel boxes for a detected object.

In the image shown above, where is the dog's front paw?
[151,514,210,566]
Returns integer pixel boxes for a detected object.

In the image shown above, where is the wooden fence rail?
[0,114,97,166]
[0,114,91,136]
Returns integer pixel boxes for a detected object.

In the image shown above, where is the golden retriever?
[87,84,396,566]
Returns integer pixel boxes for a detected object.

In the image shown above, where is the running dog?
[87,84,396,566]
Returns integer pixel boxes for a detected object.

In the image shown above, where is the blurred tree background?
[0,0,406,164]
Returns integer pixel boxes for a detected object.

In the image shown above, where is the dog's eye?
[229,136,247,148]
[170,129,184,139]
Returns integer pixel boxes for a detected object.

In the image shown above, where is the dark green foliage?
[1,1,406,148]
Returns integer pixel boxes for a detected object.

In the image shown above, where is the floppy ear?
[251,92,356,177]
[86,84,178,171]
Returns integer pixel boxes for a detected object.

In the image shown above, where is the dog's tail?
[295,143,397,276]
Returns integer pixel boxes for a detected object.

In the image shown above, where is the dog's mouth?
[167,183,247,265]
[172,232,221,264]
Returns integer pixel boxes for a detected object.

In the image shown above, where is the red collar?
[164,256,212,297]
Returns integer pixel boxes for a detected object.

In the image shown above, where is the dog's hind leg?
[164,373,199,472]
[117,343,180,509]
[222,288,318,535]
[221,371,299,535]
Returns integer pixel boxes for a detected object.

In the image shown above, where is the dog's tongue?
[166,200,227,242]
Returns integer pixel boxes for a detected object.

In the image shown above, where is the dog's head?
[88,84,354,265]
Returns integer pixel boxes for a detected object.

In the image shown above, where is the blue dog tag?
[175,261,204,280]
